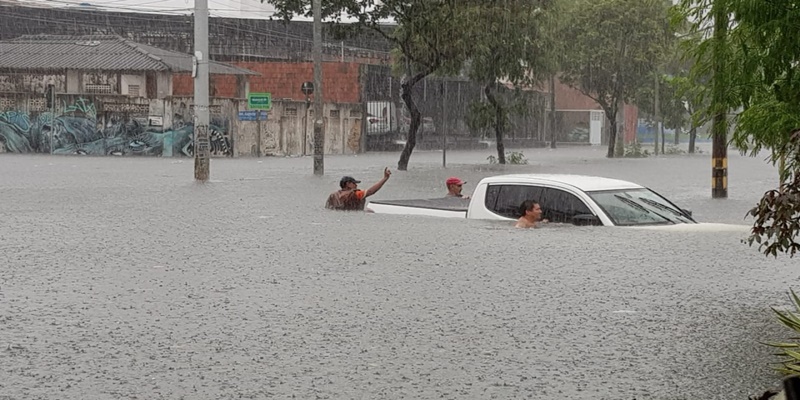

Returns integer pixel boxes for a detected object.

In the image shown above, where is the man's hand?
[366,168,391,198]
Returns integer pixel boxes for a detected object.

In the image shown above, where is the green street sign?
[248,92,271,110]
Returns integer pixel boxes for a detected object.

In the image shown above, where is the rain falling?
[0,0,799,399]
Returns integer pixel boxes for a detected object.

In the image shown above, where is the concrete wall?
[233,100,363,157]
[0,93,236,156]
[0,92,363,156]
[0,73,65,94]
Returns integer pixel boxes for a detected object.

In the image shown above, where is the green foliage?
[487,151,528,165]
[558,0,673,158]
[623,142,650,158]
[664,144,685,155]
[744,128,800,258]
[764,289,800,375]
[733,91,800,169]
[466,89,530,135]
[679,0,800,257]
[460,0,555,163]
[636,73,689,131]
[466,100,497,134]
[744,133,800,258]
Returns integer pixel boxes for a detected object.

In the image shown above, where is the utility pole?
[442,82,447,168]
[549,75,556,149]
[710,1,728,198]
[312,0,324,176]
[193,0,210,181]
[654,72,660,156]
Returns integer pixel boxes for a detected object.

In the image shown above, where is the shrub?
[487,151,529,165]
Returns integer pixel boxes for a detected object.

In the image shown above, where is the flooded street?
[1,147,797,399]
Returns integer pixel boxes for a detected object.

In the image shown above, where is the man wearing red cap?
[445,177,469,199]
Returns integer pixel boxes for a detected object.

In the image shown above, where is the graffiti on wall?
[0,97,232,156]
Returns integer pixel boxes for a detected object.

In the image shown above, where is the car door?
[538,187,597,225]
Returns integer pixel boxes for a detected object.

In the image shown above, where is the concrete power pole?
[312,0,324,176]
[193,0,211,181]
[710,1,728,199]
[654,72,660,156]
[549,75,556,149]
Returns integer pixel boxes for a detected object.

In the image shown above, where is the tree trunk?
[674,125,681,145]
[688,125,697,153]
[606,112,617,158]
[397,70,431,171]
[484,83,506,164]
[549,75,557,149]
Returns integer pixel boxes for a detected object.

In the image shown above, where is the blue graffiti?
[0,100,231,157]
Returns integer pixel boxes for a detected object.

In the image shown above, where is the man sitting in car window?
[445,177,470,199]
[515,199,546,228]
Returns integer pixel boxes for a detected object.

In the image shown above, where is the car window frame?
[484,182,597,223]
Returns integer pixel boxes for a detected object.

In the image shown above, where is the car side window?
[539,187,592,223]
[485,184,545,219]
[485,184,593,223]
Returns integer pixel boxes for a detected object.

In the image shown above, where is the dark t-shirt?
[325,189,367,211]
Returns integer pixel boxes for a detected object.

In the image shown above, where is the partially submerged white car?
[367,173,749,231]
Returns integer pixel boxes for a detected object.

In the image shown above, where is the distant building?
[0,34,257,98]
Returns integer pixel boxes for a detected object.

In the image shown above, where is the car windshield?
[587,188,695,226]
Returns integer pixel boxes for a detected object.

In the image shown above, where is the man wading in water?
[325,168,391,211]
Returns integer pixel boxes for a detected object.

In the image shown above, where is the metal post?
[46,84,54,154]
[193,0,210,181]
[549,75,556,149]
[256,110,262,157]
[312,0,324,176]
[442,81,447,168]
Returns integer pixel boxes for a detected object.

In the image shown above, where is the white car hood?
[627,222,751,233]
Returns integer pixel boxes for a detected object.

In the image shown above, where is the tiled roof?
[0,34,257,75]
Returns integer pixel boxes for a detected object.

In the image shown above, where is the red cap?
[446,177,465,186]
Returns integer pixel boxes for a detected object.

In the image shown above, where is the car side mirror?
[681,209,693,218]
[572,214,601,226]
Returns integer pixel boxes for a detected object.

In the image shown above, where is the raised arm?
[365,167,392,197]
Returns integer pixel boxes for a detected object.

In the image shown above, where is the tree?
[461,0,555,164]
[636,73,688,153]
[558,0,672,158]
[679,0,800,254]
[264,0,470,170]
[667,9,712,154]
[746,131,800,258]
[670,73,709,153]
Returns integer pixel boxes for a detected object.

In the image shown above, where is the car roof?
[480,174,645,192]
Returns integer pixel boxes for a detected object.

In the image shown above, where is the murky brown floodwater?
[1,146,795,399]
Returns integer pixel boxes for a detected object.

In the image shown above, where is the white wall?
[120,74,146,97]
